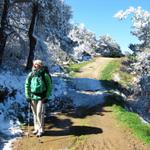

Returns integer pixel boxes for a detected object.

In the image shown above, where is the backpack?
[30,66,52,95]
[43,66,52,85]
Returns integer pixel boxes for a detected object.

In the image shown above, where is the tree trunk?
[0,0,9,65]
[26,3,38,70]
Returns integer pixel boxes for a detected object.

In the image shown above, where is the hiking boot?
[32,130,38,135]
[36,131,44,137]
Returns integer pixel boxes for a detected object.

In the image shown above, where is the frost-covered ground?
[0,71,26,150]
[67,78,107,107]
[0,71,106,150]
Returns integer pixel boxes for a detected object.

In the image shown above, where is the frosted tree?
[0,0,32,67]
[0,0,31,65]
[96,34,122,57]
[115,7,150,117]
[32,0,72,67]
[114,6,150,51]
[114,7,150,74]
[114,7,150,75]
[69,24,97,60]
[0,0,72,69]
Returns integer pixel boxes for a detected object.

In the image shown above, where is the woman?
[25,60,52,137]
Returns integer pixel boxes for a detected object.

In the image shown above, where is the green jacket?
[25,67,52,101]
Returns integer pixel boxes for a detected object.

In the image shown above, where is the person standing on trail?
[25,60,52,137]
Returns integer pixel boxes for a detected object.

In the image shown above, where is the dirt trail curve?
[13,57,149,150]
[75,57,114,79]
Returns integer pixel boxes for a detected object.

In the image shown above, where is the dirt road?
[13,57,150,150]
[75,57,114,79]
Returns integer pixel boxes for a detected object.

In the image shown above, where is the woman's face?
[33,64,41,70]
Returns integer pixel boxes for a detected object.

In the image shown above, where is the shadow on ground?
[65,105,112,118]
[43,115,102,137]
[100,80,131,96]
[45,115,73,129]
[44,125,102,137]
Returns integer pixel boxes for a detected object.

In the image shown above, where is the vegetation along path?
[13,57,149,150]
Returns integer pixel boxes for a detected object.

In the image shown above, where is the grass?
[100,57,134,89]
[68,60,93,72]
[119,71,134,88]
[100,59,120,81]
[99,59,121,90]
[113,105,150,145]
[67,59,94,77]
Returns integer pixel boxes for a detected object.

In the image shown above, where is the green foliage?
[113,105,150,145]
[119,71,134,87]
[68,63,84,72]
[127,54,137,63]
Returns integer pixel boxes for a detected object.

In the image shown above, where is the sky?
[65,0,150,53]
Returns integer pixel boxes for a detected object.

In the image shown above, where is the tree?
[69,24,97,60]
[26,2,38,70]
[96,35,123,57]
[0,0,72,69]
[0,0,10,65]
[114,7,150,50]
[115,7,150,117]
